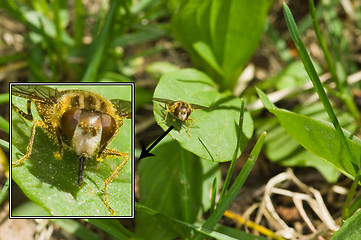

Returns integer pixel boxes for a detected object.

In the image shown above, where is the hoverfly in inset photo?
[11,84,133,217]
[153,98,210,137]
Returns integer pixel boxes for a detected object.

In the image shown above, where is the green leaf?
[331,210,361,240]
[12,201,50,216]
[11,85,132,216]
[257,101,358,182]
[171,0,272,90]
[136,136,221,239]
[145,61,180,79]
[153,69,253,162]
[257,88,360,180]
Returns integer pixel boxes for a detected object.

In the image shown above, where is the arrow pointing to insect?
[139,125,174,160]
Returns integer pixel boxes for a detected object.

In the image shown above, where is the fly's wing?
[189,103,210,110]
[110,99,132,119]
[153,98,209,110]
[152,98,175,105]
[12,85,58,103]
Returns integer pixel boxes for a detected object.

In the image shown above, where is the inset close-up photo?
[10,83,134,217]
[2,0,361,239]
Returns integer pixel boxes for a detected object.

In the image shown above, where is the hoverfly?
[11,84,132,216]
[153,98,209,137]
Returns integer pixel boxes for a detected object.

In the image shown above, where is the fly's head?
[173,101,193,125]
[60,108,118,159]
[56,90,125,185]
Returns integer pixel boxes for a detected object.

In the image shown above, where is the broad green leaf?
[257,102,357,183]
[171,0,273,90]
[331,209,361,240]
[12,201,50,217]
[136,136,221,239]
[153,69,253,162]
[11,85,132,216]
[257,88,360,180]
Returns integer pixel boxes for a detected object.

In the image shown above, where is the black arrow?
[139,125,174,160]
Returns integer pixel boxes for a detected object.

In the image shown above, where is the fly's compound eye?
[60,109,117,148]
[186,106,192,116]
[60,108,82,145]
[100,113,117,146]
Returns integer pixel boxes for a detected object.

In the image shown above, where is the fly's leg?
[12,120,45,166]
[12,100,33,121]
[158,103,170,124]
[54,127,64,160]
[185,118,195,137]
[101,149,130,216]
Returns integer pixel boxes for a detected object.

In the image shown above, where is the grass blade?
[195,132,266,238]
[219,99,245,202]
[51,219,101,240]
[283,3,358,220]
[81,1,121,82]
[210,178,217,214]
[135,203,239,240]
[0,139,9,150]
[86,219,137,240]
[0,178,9,205]
[74,0,85,46]
[308,0,359,119]
[0,116,9,134]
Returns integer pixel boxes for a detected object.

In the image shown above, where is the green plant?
[253,2,361,237]
[4,0,360,238]
[171,0,273,90]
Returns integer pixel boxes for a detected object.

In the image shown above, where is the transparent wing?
[110,99,132,119]
[12,85,57,103]
[153,98,210,110]
[189,103,210,110]
[152,98,175,105]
